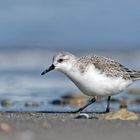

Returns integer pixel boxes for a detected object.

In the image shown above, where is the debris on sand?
[103,109,139,120]
[75,113,90,119]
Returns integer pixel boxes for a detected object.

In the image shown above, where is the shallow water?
[0,49,140,112]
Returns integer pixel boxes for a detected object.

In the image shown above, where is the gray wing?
[90,56,140,80]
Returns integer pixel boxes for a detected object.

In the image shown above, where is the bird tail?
[130,71,140,80]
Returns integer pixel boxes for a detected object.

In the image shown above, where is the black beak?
[41,64,55,75]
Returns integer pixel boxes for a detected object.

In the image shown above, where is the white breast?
[66,65,132,97]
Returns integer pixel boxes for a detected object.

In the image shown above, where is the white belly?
[67,66,132,97]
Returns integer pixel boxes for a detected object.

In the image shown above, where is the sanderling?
[41,51,140,113]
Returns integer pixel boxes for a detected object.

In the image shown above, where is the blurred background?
[0,0,140,112]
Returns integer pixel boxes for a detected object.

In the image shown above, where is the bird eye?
[58,59,63,63]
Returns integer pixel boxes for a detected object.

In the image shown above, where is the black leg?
[71,97,96,113]
[106,96,111,112]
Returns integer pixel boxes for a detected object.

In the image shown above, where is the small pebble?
[75,113,90,119]
[0,123,11,133]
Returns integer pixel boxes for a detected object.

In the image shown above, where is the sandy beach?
[0,112,140,140]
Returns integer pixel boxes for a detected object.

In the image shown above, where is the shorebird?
[41,52,140,113]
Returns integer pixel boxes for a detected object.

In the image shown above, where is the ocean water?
[0,48,140,112]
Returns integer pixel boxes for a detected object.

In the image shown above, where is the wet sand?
[0,113,140,140]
